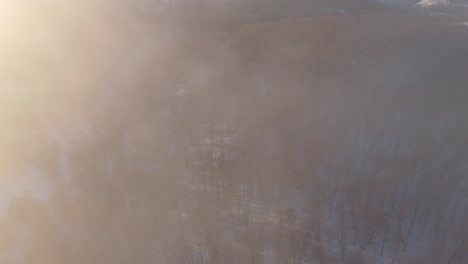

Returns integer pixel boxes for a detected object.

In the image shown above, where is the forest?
[0,1,467,263]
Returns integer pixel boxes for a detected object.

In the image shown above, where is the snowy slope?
[373,0,468,7]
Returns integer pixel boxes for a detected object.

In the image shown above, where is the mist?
[0,1,467,263]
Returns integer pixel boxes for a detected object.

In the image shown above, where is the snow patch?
[372,0,458,7]
[416,0,450,7]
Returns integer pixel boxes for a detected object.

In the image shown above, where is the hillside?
[0,2,467,264]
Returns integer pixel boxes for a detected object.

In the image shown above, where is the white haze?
[0,1,467,264]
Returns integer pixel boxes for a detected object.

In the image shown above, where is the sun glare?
[0,0,92,181]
